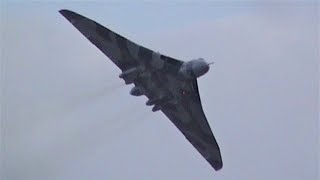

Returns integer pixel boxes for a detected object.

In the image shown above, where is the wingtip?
[212,162,223,171]
[214,164,223,171]
[58,9,85,22]
[59,9,72,18]
[59,9,68,15]
[207,156,223,171]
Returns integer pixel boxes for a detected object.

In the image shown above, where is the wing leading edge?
[59,9,183,72]
[59,9,223,171]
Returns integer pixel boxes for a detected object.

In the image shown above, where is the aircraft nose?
[192,60,210,77]
[202,61,210,73]
[201,60,210,72]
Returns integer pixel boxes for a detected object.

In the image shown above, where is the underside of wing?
[161,79,223,171]
[59,9,222,171]
[59,9,183,72]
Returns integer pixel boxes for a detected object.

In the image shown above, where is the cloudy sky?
[1,1,319,180]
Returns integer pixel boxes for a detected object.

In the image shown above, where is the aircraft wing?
[160,79,223,171]
[59,9,183,73]
[59,9,222,171]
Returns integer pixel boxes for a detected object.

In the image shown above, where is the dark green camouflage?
[59,9,223,171]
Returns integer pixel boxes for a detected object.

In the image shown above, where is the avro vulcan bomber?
[59,9,223,171]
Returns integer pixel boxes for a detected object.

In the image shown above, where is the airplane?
[59,9,223,171]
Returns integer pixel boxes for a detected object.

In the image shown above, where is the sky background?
[1,0,319,180]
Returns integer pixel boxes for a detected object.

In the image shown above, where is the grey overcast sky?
[1,1,319,180]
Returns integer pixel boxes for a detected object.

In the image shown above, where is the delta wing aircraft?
[59,9,223,171]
